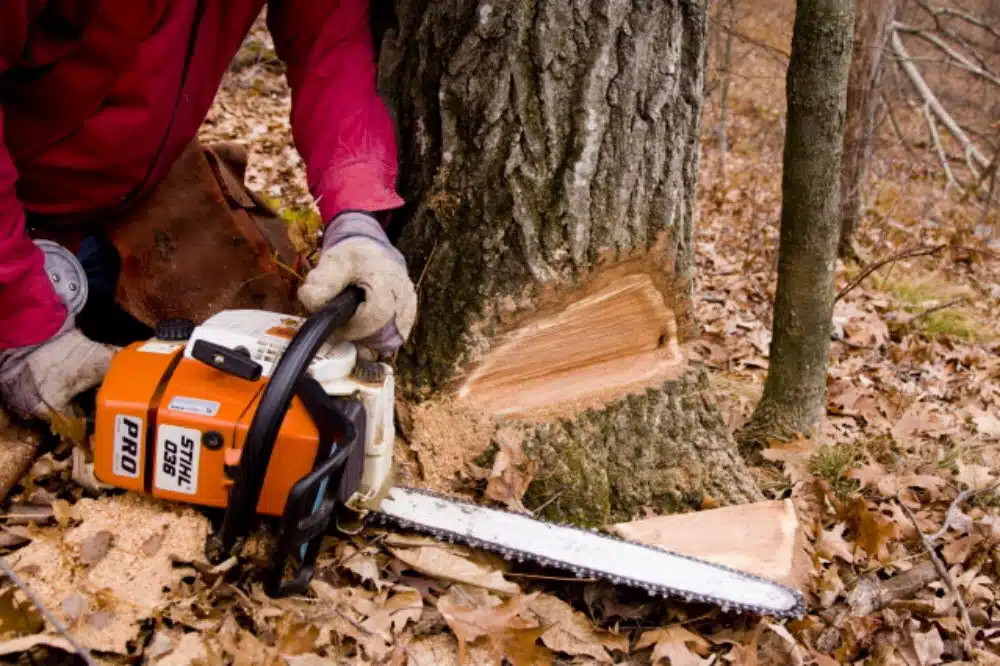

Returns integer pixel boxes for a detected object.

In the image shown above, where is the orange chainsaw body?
[93,340,323,517]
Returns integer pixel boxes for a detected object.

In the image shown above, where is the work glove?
[0,316,115,423]
[298,211,417,359]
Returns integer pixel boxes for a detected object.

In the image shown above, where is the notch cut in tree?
[377,0,763,527]
[737,0,855,449]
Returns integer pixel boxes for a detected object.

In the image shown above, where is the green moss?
[522,432,612,528]
[920,309,982,341]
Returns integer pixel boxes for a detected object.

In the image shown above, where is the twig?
[906,296,967,325]
[835,244,947,302]
[929,480,1000,542]
[924,104,961,189]
[0,556,96,666]
[890,27,991,172]
[895,499,974,644]
[894,23,1000,88]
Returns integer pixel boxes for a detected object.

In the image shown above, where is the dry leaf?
[361,585,424,637]
[437,585,538,663]
[528,594,629,663]
[760,438,815,483]
[969,408,1000,438]
[901,626,944,666]
[79,530,113,565]
[338,542,383,587]
[847,497,900,561]
[817,523,855,563]
[485,427,537,512]
[389,541,519,595]
[955,463,995,491]
[847,463,888,490]
[637,625,711,666]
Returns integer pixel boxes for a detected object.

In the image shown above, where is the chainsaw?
[84,282,805,618]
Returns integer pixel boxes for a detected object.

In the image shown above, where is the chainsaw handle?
[217,285,365,554]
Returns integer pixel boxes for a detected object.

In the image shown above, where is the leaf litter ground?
[2,6,1000,665]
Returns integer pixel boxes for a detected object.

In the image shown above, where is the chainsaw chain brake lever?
[210,285,368,597]
[191,339,263,381]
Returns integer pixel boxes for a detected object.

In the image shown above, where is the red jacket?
[0,0,404,349]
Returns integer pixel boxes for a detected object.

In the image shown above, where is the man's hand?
[0,317,114,422]
[298,212,417,359]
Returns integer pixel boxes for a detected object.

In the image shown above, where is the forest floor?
[1,6,1000,666]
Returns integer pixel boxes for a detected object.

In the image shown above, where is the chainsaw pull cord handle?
[216,285,365,554]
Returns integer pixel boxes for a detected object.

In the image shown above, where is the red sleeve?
[0,4,68,349]
[267,0,405,225]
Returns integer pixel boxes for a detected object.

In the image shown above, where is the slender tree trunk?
[377,0,763,526]
[839,0,899,263]
[736,0,855,449]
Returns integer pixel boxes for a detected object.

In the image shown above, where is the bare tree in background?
[737,0,855,449]
[839,0,901,263]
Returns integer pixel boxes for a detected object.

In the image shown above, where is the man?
[0,1,417,427]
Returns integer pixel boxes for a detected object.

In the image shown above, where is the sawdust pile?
[399,399,497,495]
[7,493,210,654]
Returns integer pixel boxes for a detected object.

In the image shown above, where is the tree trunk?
[839,0,899,262]
[736,0,854,449]
[377,0,763,526]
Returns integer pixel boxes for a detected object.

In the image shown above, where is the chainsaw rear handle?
[216,285,365,566]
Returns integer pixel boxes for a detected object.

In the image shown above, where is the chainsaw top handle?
[215,285,365,565]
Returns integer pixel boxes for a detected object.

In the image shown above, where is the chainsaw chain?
[367,486,806,620]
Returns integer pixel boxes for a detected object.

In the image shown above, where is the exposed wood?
[378,0,763,525]
[846,560,938,616]
[611,499,809,591]
[456,271,684,420]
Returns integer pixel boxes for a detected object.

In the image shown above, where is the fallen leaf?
[389,541,519,595]
[528,594,629,663]
[968,407,1000,438]
[817,523,855,563]
[760,437,815,483]
[636,625,711,666]
[485,427,537,512]
[847,463,888,490]
[902,626,944,665]
[79,530,113,565]
[955,463,995,491]
[338,542,384,588]
[437,585,538,663]
[846,497,901,561]
[361,585,424,637]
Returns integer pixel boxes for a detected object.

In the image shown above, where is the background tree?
[736,0,855,449]
[839,0,900,262]
[375,0,764,526]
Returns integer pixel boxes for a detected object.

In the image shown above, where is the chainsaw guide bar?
[370,486,806,620]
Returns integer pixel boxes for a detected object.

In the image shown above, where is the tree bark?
[736,0,855,449]
[377,0,763,526]
[838,0,899,262]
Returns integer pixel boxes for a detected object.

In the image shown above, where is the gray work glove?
[297,212,417,359]
[0,316,114,423]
